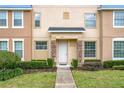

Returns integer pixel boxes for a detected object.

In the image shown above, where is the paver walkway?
[55,67,76,88]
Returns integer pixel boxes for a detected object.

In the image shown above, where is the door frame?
[58,40,68,65]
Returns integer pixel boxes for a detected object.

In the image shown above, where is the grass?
[0,72,56,88]
[72,70,124,88]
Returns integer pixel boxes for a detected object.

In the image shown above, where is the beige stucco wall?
[0,10,32,61]
[32,37,49,59]
[100,10,124,61]
[32,5,100,61]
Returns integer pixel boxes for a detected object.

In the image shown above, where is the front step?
[57,64,70,68]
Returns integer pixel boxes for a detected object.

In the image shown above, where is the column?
[51,40,56,60]
[77,40,82,62]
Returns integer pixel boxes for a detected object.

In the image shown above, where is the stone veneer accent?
[51,40,56,59]
[77,40,82,62]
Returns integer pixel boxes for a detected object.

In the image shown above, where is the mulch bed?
[71,67,112,71]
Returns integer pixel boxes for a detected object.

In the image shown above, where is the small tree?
[0,51,21,69]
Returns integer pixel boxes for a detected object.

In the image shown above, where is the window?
[13,39,24,60]
[13,11,23,28]
[84,13,96,28]
[84,41,96,57]
[35,13,40,28]
[113,39,124,59]
[0,11,8,27]
[35,41,47,50]
[113,11,124,27]
[63,12,70,19]
[0,41,8,51]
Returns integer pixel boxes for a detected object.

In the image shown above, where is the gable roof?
[0,5,32,10]
[99,5,124,10]
[48,27,85,32]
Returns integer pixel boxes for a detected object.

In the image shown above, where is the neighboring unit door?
[58,40,68,64]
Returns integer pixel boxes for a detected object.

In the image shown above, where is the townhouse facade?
[0,5,124,66]
[0,5,32,61]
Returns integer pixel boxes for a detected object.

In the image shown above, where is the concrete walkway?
[55,67,76,88]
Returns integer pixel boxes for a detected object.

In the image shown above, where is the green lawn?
[72,70,124,88]
[0,72,56,88]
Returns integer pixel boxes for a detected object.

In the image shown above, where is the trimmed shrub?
[0,68,23,81]
[47,58,54,68]
[71,59,78,68]
[82,62,102,71]
[0,58,54,69]
[0,51,21,63]
[112,65,124,70]
[0,61,50,69]
[3,62,18,69]
[17,61,48,69]
[84,59,101,62]
[31,59,46,62]
[103,60,124,68]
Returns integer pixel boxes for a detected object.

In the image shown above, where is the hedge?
[71,59,78,68]
[31,59,46,62]
[112,65,124,70]
[17,61,48,69]
[103,60,124,68]
[0,59,54,69]
[84,59,101,62]
[0,68,23,81]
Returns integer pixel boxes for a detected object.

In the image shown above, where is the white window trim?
[0,11,8,28]
[12,11,24,28]
[35,41,48,51]
[12,39,24,61]
[0,39,9,51]
[83,41,97,58]
[113,11,124,28]
[112,38,124,60]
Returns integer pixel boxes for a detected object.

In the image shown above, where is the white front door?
[58,40,68,64]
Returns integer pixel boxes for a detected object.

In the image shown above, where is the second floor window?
[13,11,23,28]
[113,11,124,27]
[84,13,96,28]
[35,13,40,28]
[0,11,8,27]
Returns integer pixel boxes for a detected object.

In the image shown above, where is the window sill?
[113,58,124,60]
[0,26,8,28]
[34,49,48,51]
[85,27,96,29]
[113,26,124,28]
[12,26,24,28]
